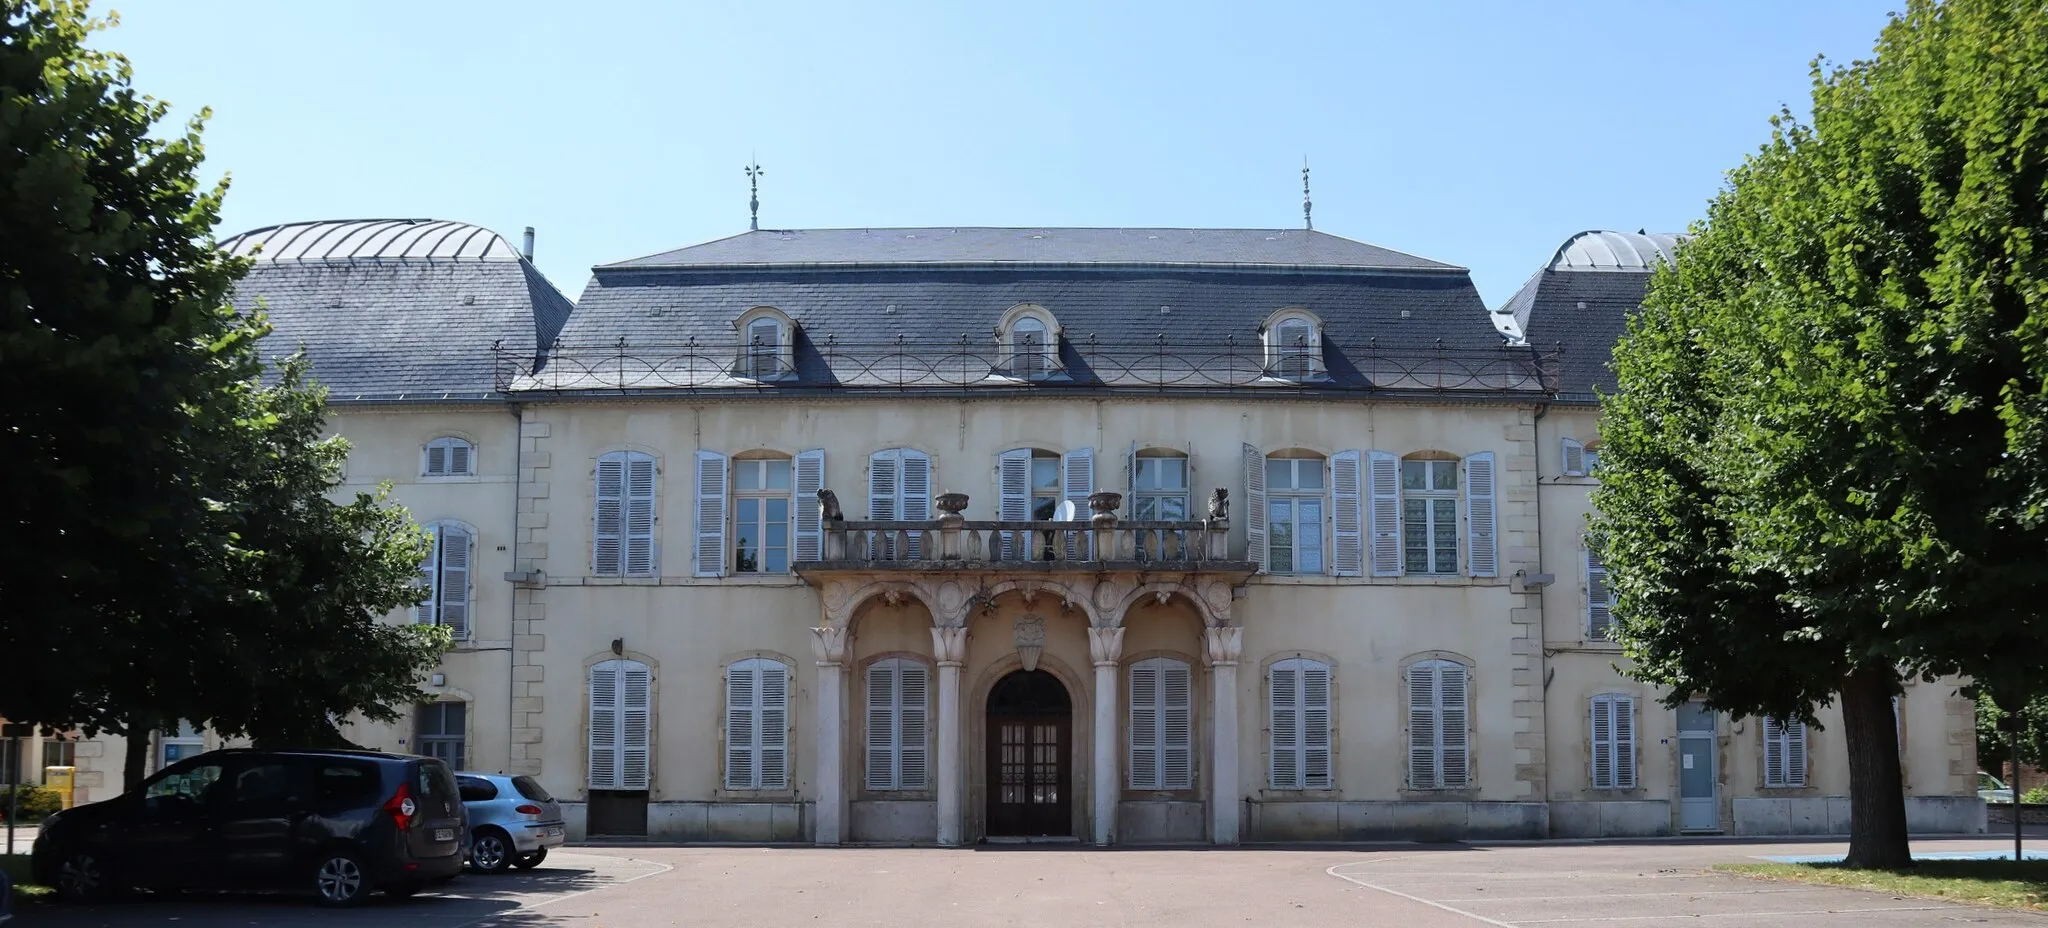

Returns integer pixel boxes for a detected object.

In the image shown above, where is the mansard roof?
[222,219,574,402]
[1492,230,1686,400]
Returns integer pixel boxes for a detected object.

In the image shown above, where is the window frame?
[733,306,796,382]
[1584,538,1612,640]
[416,701,468,771]
[1261,308,1326,381]
[595,450,659,578]
[415,521,474,638]
[1264,453,1327,575]
[589,658,653,791]
[1399,455,1462,576]
[159,720,205,770]
[1128,656,1195,791]
[724,657,791,791]
[422,436,477,477]
[731,455,795,575]
[864,657,931,792]
[1762,716,1808,788]
[1406,658,1471,791]
[1267,657,1334,790]
[1589,693,1636,790]
[996,304,1062,381]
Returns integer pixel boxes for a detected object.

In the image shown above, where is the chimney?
[521,226,536,262]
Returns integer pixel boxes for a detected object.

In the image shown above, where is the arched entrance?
[984,669,1072,837]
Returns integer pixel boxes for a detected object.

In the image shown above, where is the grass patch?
[2,853,54,900]
[1718,860,2048,912]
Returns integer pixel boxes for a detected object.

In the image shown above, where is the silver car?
[455,773,566,873]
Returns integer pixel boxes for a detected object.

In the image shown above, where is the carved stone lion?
[1208,487,1229,521]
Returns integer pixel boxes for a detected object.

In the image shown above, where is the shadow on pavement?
[8,864,610,926]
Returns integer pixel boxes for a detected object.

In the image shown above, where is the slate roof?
[1491,231,1684,400]
[221,220,574,401]
[606,227,1462,273]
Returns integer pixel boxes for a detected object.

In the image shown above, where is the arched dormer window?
[1261,308,1325,381]
[996,304,1061,381]
[734,306,796,381]
[423,436,476,476]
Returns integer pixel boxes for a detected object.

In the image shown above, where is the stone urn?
[935,492,971,515]
[1087,491,1122,527]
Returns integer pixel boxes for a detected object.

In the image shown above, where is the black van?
[32,748,467,907]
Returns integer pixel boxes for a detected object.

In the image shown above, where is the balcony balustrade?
[794,490,1252,573]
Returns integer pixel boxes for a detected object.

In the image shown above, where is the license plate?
[548,826,563,837]
[434,828,454,842]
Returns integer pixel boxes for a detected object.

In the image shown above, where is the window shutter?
[426,443,448,476]
[1162,662,1193,790]
[621,664,651,789]
[589,664,620,790]
[1243,443,1267,572]
[794,449,826,562]
[1763,718,1786,787]
[626,455,658,576]
[1301,662,1331,789]
[415,527,440,626]
[1561,438,1586,477]
[1464,452,1497,578]
[865,662,897,789]
[594,456,626,576]
[898,662,929,788]
[1585,543,1611,640]
[1367,451,1401,576]
[1130,662,1159,790]
[1408,662,1439,789]
[1124,443,1138,518]
[1269,662,1299,789]
[900,449,932,560]
[1614,695,1636,789]
[685,450,721,577]
[868,450,899,559]
[450,440,472,476]
[1590,696,1614,789]
[439,525,471,639]
[1786,720,1806,787]
[998,448,1031,559]
[725,663,757,789]
[760,664,789,789]
[1439,662,1469,788]
[1062,447,1094,559]
[1330,450,1363,577]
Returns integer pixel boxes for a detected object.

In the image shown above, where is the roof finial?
[1302,156,1313,231]
[745,158,765,232]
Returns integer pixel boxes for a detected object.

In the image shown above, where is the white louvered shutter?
[1408,662,1438,789]
[725,663,757,789]
[1062,447,1094,559]
[759,663,789,789]
[1130,662,1160,789]
[866,662,896,789]
[415,527,440,626]
[450,440,472,476]
[1613,695,1636,789]
[439,525,471,639]
[1367,451,1401,576]
[1561,438,1586,477]
[1243,443,1267,572]
[621,663,651,789]
[1301,662,1331,789]
[793,448,825,562]
[1124,443,1138,518]
[1464,452,1497,578]
[687,450,723,577]
[898,662,929,788]
[589,663,621,790]
[1162,662,1193,790]
[594,456,625,576]
[1585,543,1612,639]
[625,455,658,576]
[1440,662,1469,787]
[1763,718,1787,787]
[1270,661,1299,789]
[1331,450,1363,577]
[426,442,448,476]
[1590,696,1615,789]
[998,448,1031,559]
[868,450,899,559]
[900,449,932,560]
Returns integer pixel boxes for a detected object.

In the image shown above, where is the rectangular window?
[865,660,929,790]
[1134,454,1191,560]
[160,720,204,769]
[416,702,467,771]
[597,452,658,577]
[589,659,652,791]
[734,458,793,574]
[1266,457,1325,575]
[1407,661,1470,789]
[1400,459,1460,575]
[1590,694,1636,789]
[415,523,471,638]
[725,659,790,790]
[1129,659,1193,790]
[42,739,76,781]
[1269,658,1332,789]
[1586,542,1612,640]
[1763,717,1807,788]
[1030,454,1061,520]
[746,318,782,379]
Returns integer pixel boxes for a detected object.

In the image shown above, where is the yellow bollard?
[42,766,74,810]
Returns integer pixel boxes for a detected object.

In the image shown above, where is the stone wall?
[1732,795,1985,835]
[1548,800,1670,838]
[562,801,811,842]
[1986,803,2048,826]
[1245,800,1548,842]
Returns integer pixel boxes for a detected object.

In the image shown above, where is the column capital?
[930,625,969,667]
[1203,626,1243,667]
[811,625,850,666]
[1087,625,1126,668]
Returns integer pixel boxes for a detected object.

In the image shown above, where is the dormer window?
[423,436,475,476]
[996,303,1061,381]
[734,307,795,381]
[1262,308,1325,381]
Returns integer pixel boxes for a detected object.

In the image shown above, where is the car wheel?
[470,828,514,874]
[55,850,113,904]
[513,848,547,869]
[312,850,372,908]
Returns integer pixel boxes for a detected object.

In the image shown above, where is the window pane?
[1135,496,1158,520]
[766,519,789,550]
[1433,461,1459,491]
[1031,457,1060,491]
[738,498,759,525]
[766,460,792,490]
[1403,498,1428,573]
[1032,496,1058,520]
[736,461,761,491]
[1297,460,1323,489]
[1158,457,1186,488]
[1401,461,1427,490]
[1432,499,1458,574]
[750,319,779,346]
[1298,499,1323,573]
[1269,500,1293,573]
[766,547,789,574]
[1158,495,1187,520]
[766,496,789,525]
[1266,458,1289,490]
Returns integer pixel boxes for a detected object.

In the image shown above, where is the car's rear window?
[511,776,554,802]
[318,761,381,802]
[416,760,459,803]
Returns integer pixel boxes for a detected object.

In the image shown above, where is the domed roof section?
[1546,230,1684,272]
[222,219,522,263]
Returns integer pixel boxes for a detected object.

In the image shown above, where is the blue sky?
[106,0,1896,304]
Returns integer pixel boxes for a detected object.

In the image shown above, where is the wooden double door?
[985,670,1072,837]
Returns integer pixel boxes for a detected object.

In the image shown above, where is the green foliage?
[1976,693,2048,772]
[0,786,63,822]
[0,0,444,752]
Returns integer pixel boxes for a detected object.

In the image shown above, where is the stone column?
[1204,625,1244,845]
[810,626,849,846]
[1087,625,1126,846]
[931,625,969,846]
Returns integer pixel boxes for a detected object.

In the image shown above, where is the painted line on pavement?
[1327,860,1521,928]
[1509,906,1950,923]
[1431,887,1812,903]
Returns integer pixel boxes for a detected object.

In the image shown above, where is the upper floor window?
[1585,537,1612,640]
[1262,308,1325,381]
[734,456,793,574]
[416,521,473,638]
[1400,454,1460,575]
[734,307,795,381]
[1129,657,1193,790]
[1265,452,1325,575]
[726,658,790,790]
[1131,450,1190,521]
[692,448,824,577]
[423,436,475,477]
[869,448,933,559]
[1366,450,1495,578]
[1245,444,1367,577]
[595,451,658,577]
[997,304,1061,380]
[1562,437,1603,477]
[1406,658,1470,790]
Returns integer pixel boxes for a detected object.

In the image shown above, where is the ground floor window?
[41,738,75,782]
[160,720,205,769]
[1762,717,1807,788]
[417,702,467,770]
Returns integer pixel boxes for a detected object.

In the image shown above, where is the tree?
[1596,0,2048,869]
[0,1,447,784]
[1976,694,2048,783]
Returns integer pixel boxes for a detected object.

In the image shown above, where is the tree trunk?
[122,728,149,793]
[1841,665,1912,869]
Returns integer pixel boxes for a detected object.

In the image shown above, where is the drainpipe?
[507,401,525,773]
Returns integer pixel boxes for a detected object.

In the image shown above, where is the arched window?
[1406,658,1469,789]
[1269,658,1332,789]
[595,451,657,577]
[1130,657,1193,790]
[725,658,790,790]
[1562,437,1603,477]
[865,657,930,790]
[423,436,475,477]
[1589,693,1636,789]
[1265,452,1326,574]
[589,659,651,791]
[1262,309,1324,380]
[734,307,795,381]
[997,304,1060,380]
[416,521,472,639]
[416,701,467,769]
[998,446,1093,560]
